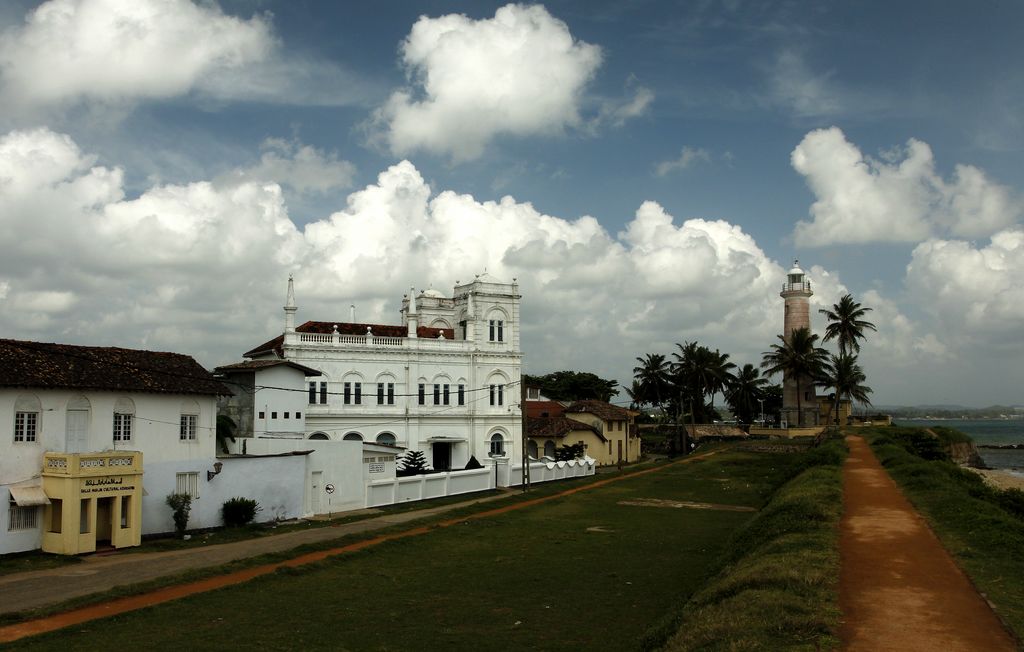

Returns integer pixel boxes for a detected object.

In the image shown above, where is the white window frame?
[175,471,199,498]
[113,413,132,442]
[179,414,198,441]
[14,411,37,443]
[489,434,506,457]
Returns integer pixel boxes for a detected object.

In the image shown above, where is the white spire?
[284,274,297,334]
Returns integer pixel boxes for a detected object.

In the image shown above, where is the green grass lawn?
[9,447,808,651]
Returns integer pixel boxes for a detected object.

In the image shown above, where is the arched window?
[113,397,135,442]
[489,433,506,457]
[527,440,538,459]
[376,432,397,445]
[343,432,363,442]
[544,441,556,458]
[14,394,41,443]
[308,432,330,441]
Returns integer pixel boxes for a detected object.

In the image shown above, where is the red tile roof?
[527,416,605,441]
[564,400,634,422]
[214,360,323,376]
[244,321,455,357]
[0,339,230,396]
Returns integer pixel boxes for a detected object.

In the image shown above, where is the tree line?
[631,293,877,448]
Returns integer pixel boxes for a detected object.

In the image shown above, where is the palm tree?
[819,294,877,356]
[761,327,830,426]
[726,364,768,425]
[625,380,646,410]
[633,353,671,412]
[706,349,737,413]
[822,353,873,428]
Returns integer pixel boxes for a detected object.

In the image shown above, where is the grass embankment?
[643,437,847,652]
[8,446,809,651]
[864,425,1024,640]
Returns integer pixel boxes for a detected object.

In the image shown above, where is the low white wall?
[499,456,596,487]
[366,467,493,508]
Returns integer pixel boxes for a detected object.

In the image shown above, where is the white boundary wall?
[366,467,493,508]
[498,456,596,487]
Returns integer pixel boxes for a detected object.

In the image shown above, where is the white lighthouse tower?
[779,260,816,427]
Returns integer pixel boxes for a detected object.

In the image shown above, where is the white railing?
[289,331,477,352]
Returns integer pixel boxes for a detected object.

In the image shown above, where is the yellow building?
[527,400,641,466]
[41,451,144,555]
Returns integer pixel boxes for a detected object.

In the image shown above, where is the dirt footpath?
[839,435,1017,651]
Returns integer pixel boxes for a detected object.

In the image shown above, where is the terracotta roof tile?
[215,360,322,376]
[564,399,634,422]
[527,416,604,441]
[0,339,230,396]
[525,400,565,418]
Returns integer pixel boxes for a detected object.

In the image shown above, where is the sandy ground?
[967,467,1024,491]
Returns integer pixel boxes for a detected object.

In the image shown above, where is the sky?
[0,0,1021,408]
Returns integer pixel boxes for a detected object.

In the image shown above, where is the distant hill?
[880,404,1024,419]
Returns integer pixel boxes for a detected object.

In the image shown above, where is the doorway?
[617,440,623,464]
[96,497,114,544]
[433,442,452,471]
[310,471,322,514]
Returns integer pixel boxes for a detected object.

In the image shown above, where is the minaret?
[407,287,418,338]
[284,274,297,334]
[780,261,813,427]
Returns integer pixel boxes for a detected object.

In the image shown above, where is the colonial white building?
[239,273,524,472]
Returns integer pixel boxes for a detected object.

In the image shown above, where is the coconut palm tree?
[633,353,671,412]
[761,327,830,426]
[819,294,877,356]
[726,364,769,425]
[822,353,873,428]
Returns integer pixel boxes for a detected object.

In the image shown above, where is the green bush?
[222,497,262,527]
[165,493,192,537]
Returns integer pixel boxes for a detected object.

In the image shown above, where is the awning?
[426,436,467,443]
[9,484,51,506]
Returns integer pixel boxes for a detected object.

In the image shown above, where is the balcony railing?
[42,451,143,476]
[781,281,812,293]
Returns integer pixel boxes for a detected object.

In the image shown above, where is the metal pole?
[521,378,530,492]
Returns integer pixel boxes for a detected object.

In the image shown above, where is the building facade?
[241,273,523,472]
[0,339,228,555]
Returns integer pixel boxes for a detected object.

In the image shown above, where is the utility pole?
[521,378,530,492]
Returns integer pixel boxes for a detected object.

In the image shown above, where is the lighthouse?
[780,261,814,427]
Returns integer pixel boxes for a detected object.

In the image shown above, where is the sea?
[895,419,1024,472]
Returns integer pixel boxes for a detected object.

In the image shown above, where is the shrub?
[555,443,585,461]
[222,497,262,527]
[165,493,192,537]
[464,455,483,470]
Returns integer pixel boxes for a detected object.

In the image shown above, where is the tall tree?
[633,353,671,412]
[822,353,873,428]
[523,371,620,402]
[726,363,768,425]
[819,294,877,356]
[761,327,830,426]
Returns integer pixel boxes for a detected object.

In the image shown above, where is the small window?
[344,382,352,405]
[284,412,290,419]
[433,384,441,405]
[319,382,328,405]
[8,500,38,532]
[258,411,265,419]
[79,499,90,534]
[271,411,277,419]
[377,382,385,404]
[354,382,362,405]
[497,385,504,406]
[489,433,505,456]
[376,432,397,445]
[418,383,425,405]
[295,411,302,419]
[458,385,465,406]
[180,414,198,441]
[175,472,199,498]
[343,432,363,442]
[443,384,450,406]
[49,498,62,533]
[113,413,132,442]
[488,319,504,342]
[387,383,395,405]
[14,411,38,443]
[308,381,317,404]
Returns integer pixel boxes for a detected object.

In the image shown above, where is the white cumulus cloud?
[655,146,711,177]
[223,138,356,195]
[0,0,275,114]
[369,3,603,162]
[791,127,1022,246]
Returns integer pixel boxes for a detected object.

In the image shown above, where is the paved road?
[839,434,1017,651]
[0,491,515,616]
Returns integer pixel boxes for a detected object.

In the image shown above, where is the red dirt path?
[839,434,1017,651]
[0,451,718,644]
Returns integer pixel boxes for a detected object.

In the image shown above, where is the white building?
[1,339,307,555]
[239,273,524,472]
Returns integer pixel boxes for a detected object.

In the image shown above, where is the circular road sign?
[324,483,335,494]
